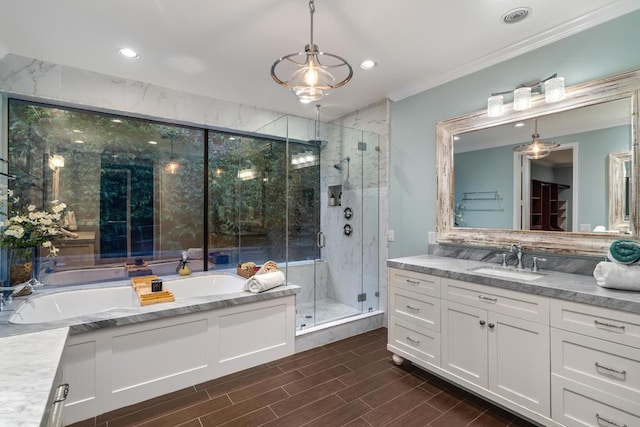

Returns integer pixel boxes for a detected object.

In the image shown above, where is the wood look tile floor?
[69,328,538,427]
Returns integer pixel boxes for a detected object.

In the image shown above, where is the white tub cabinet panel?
[61,295,295,425]
[217,299,295,375]
[112,318,209,391]
[441,300,488,387]
[488,312,550,415]
[552,375,640,427]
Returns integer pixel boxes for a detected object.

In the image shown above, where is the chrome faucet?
[531,256,547,272]
[510,243,524,270]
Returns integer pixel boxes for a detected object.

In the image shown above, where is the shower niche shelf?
[328,185,342,206]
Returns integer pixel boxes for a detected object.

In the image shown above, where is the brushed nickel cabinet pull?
[479,320,486,326]
[596,413,626,427]
[595,362,627,376]
[406,279,420,284]
[406,336,420,344]
[405,305,420,311]
[594,320,626,331]
[478,295,498,302]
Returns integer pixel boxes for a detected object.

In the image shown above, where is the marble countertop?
[388,254,640,314]
[0,277,298,427]
[0,327,69,427]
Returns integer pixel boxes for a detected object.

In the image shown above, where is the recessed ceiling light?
[117,48,140,59]
[360,59,377,70]
[72,129,83,133]
[514,122,526,128]
[148,140,158,145]
[74,140,85,144]
[111,119,122,123]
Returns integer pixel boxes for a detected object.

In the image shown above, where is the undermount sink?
[468,265,547,281]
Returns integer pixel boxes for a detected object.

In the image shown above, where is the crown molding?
[389,0,640,102]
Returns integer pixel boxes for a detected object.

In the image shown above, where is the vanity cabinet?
[387,270,553,423]
[441,278,550,416]
[388,268,441,367]
[550,299,640,426]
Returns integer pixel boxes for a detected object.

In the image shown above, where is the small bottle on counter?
[329,193,336,206]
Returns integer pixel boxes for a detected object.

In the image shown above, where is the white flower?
[27,204,36,212]
[4,225,25,239]
[42,241,52,248]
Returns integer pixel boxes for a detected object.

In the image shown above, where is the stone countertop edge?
[0,284,300,338]
[0,327,69,427]
[388,254,640,314]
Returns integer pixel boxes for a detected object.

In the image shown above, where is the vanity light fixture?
[513,119,559,160]
[487,73,565,117]
[271,0,353,104]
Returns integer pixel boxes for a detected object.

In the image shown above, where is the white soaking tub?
[9,273,246,324]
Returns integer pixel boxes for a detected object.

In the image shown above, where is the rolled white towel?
[243,270,286,293]
[593,261,640,291]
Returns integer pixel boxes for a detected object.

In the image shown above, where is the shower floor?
[296,298,361,330]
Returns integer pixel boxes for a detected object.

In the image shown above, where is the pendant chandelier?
[513,119,559,160]
[165,136,180,174]
[271,0,353,104]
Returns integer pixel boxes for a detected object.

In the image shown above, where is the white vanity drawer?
[550,299,640,349]
[390,287,440,332]
[551,328,640,403]
[389,268,440,297]
[388,316,440,368]
[442,278,549,324]
[552,374,640,427]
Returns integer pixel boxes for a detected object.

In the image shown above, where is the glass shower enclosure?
[255,115,380,331]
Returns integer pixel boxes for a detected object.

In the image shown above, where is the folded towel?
[243,270,285,293]
[607,240,640,264]
[593,261,640,291]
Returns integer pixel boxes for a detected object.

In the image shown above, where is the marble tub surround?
[0,273,299,339]
[429,243,603,275]
[0,327,69,427]
[389,254,640,314]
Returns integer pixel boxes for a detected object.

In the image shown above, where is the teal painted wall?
[389,10,640,257]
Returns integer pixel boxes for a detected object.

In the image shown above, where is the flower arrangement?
[0,184,66,259]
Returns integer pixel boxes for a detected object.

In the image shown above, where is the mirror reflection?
[453,98,632,234]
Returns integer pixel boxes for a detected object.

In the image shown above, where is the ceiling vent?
[501,7,531,24]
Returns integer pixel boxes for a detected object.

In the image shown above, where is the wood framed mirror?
[436,69,640,256]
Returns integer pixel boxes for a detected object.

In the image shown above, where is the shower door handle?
[317,231,326,248]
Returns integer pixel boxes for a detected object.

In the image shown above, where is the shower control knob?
[343,224,352,236]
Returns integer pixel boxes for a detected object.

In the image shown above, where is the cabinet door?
[488,312,550,416]
[441,300,488,387]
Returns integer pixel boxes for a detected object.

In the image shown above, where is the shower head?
[333,163,342,171]
[333,156,350,171]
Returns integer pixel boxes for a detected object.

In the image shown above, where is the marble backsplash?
[428,243,605,276]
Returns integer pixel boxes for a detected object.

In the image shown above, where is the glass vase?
[8,247,36,286]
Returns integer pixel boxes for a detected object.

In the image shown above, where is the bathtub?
[10,273,246,324]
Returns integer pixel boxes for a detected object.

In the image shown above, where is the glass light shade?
[527,149,550,160]
[165,161,179,174]
[289,57,336,103]
[513,87,532,111]
[487,95,504,117]
[545,77,565,103]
